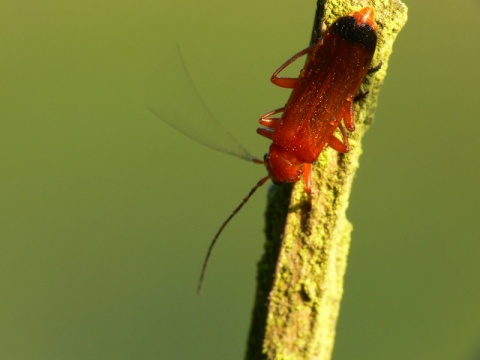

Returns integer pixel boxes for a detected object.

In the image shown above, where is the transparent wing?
[146,45,260,163]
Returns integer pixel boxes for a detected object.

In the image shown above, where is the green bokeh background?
[1,1,479,359]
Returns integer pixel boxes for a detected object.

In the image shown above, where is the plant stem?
[245,1,408,359]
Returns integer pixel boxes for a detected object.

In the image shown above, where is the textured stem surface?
[246,1,408,359]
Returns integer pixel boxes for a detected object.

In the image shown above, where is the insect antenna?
[197,175,270,295]
[146,45,261,164]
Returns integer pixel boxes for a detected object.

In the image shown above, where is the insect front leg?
[270,45,314,89]
[257,107,284,140]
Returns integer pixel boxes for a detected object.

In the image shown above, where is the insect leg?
[342,100,355,132]
[257,107,285,140]
[355,62,383,101]
[367,61,382,74]
[259,107,284,128]
[270,45,315,89]
[354,90,369,102]
[256,127,274,140]
[328,123,350,153]
[303,163,312,194]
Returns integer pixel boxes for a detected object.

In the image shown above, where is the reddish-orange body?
[257,7,378,192]
[197,7,379,292]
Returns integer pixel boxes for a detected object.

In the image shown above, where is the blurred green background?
[1,0,479,359]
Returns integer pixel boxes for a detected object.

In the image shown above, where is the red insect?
[258,6,378,193]
[197,7,379,292]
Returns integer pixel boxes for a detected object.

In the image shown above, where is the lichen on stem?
[245,1,408,359]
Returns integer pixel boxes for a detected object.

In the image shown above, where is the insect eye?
[263,153,269,162]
